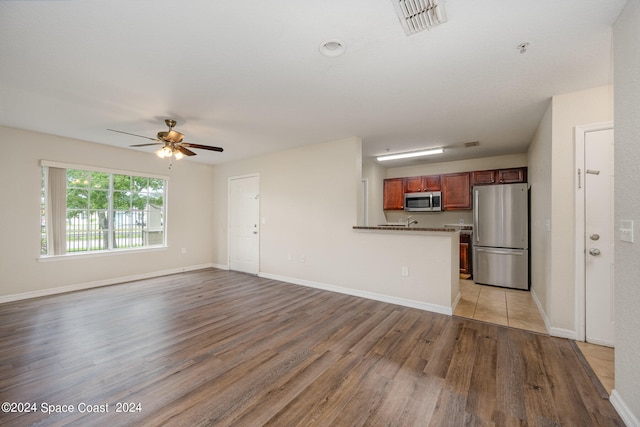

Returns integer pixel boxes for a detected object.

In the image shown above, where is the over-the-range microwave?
[404,191,442,212]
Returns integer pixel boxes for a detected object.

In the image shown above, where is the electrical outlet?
[181,248,187,254]
[287,253,293,261]
[300,255,306,263]
[401,266,409,277]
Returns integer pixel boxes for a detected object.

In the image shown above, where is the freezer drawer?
[473,247,529,290]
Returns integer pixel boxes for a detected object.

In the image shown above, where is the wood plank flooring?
[0,268,623,426]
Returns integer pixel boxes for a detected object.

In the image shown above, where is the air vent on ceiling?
[392,0,447,36]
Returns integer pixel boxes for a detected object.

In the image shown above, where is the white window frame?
[40,160,169,260]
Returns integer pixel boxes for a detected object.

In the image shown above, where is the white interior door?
[229,174,260,275]
[584,128,615,346]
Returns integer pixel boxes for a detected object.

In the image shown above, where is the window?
[41,162,167,256]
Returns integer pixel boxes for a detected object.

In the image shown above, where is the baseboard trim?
[451,291,461,313]
[530,288,551,334]
[611,390,640,427]
[258,272,453,316]
[530,288,577,339]
[0,263,215,304]
[212,263,229,270]
[549,327,577,340]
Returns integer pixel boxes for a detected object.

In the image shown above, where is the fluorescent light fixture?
[377,148,444,162]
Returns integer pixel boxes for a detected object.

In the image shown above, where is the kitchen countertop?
[353,226,457,232]
[443,224,473,231]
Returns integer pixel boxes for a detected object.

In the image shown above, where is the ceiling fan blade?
[181,142,224,152]
[176,145,197,156]
[107,129,159,141]
[130,142,163,147]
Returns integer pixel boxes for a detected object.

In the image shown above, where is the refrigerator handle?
[474,189,479,242]
[476,248,525,256]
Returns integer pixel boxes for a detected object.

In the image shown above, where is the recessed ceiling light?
[319,39,345,57]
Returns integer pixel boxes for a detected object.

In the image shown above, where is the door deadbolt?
[590,234,600,241]
[589,248,601,256]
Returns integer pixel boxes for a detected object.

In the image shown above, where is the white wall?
[0,126,216,300]
[612,0,640,423]
[362,161,387,226]
[527,102,553,326]
[528,86,613,337]
[212,137,362,277]
[211,136,458,312]
[386,153,528,179]
[550,86,614,335]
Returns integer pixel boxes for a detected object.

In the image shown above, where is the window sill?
[38,246,168,262]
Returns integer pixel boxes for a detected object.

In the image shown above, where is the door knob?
[589,248,601,256]
[590,234,600,241]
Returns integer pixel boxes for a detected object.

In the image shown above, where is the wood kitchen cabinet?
[498,167,527,184]
[459,233,472,275]
[424,175,441,191]
[441,172,471,210]
[471,169,497,186]
[383,178,405,210]
[384,167,525,211]
[471,167,527,185]
[405,175,441,193]
[472,167,527,186]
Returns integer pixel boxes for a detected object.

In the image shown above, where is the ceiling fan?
[108,119,223,160]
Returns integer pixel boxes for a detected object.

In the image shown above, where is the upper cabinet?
[383,178,405,210]
[473,167,527,186]
[471,169,496,186]
[498,167,527,184]
[383,167,527,211]
[405,175,441,193]
[441,172,471,210]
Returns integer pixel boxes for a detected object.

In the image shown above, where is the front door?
[584,127,615,346]
[228,174,260,275]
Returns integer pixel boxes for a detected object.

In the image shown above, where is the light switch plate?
[620,220,634,243]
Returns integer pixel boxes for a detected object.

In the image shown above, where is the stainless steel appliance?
[404,191,442,212]
[473,183,529,290]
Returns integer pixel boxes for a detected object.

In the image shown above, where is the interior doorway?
[228,174,260,275]
[575,123,615,347]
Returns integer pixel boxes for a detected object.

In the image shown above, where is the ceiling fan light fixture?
[110,118,224,158]
[156,146,173,159]
[377,147,444,162]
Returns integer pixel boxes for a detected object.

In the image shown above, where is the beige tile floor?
[576,340,615,394]
[454,279,547,333]
[454,279,614,394]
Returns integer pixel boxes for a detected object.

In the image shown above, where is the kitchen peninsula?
[351,226,460,315]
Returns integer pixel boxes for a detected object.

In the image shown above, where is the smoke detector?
[392,0,447,36]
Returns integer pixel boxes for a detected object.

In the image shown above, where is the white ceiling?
[0,0,626,168]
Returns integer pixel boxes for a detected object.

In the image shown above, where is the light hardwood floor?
[454,279,615,395]
[0,269,622,426]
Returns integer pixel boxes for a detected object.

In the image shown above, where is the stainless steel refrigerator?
[473,183,529,290]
